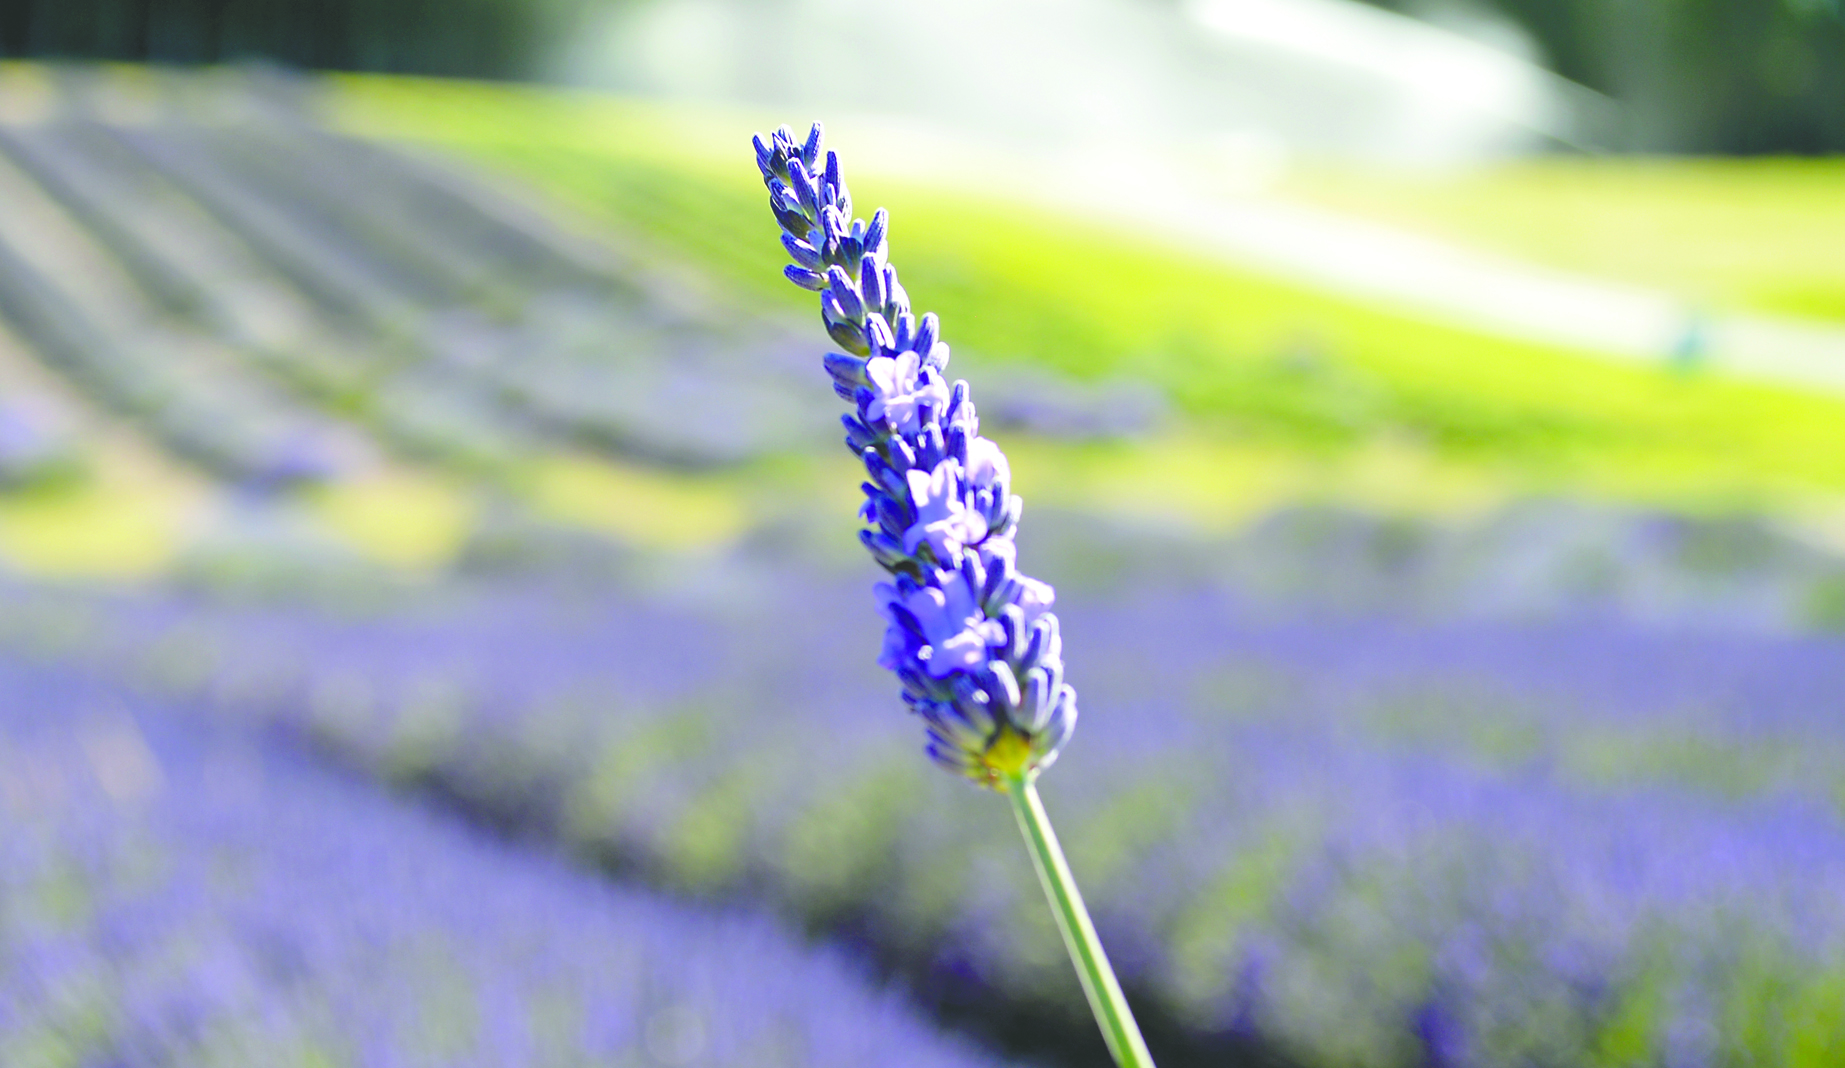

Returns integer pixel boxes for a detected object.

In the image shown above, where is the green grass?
[0,479,187,578]
[1281,159,1845,323]
[325,76,1845,516]
[305,474,478,571]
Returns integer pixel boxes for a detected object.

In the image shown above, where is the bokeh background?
[1,2,1844,1067]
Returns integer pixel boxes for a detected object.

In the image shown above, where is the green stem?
[1005,772,1157,1068]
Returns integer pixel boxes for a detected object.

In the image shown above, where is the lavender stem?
[1006,771,1157,1068]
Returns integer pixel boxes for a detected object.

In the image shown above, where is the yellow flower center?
[979,725,1035,788]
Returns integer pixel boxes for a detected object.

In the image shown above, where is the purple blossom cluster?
[752,123,1074,785]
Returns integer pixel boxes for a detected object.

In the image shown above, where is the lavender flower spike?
[752,121,1073,788]
[754,122,1156,1068]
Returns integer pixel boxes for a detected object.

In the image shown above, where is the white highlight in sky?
[554,0,1598,165]
[1185,0,1575,141]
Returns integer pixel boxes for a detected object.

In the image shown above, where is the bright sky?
[556,0,1596,165]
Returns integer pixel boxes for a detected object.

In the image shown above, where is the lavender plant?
[752,122,1155,1068]
[0,657,1010,1068]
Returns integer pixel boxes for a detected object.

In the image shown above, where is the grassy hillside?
[328,76,1845,522]
[1282,159,1845,324]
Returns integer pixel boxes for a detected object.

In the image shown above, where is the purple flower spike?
[865,350,946,433]
[904,460,988,562]
[754,121,1077,787]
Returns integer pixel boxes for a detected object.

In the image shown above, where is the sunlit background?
[0,1,1843,1066]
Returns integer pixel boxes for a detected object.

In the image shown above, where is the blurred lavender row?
[0,65,1161,498]
[0,64,837,480]
[8,567,1845,1068]
[0,652,1012,1068]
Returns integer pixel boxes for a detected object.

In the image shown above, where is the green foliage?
[561,703,715,850]
[1351,0,1845,152]
[1722,942,1845,1068]
[0,0,597,80]
[1165,825,1311,1014]
[1367,686,1548,770]
[1482,0,1845,153]
[1801,573,1845,631]
[1063,774,1197,894]
[1196,663,1845,811]
[664,763,766,891]
[1285,159,1845,324]
[1586,964,1664,1068]
[1560,728,1804,799]
[778,751,924,912]
[381,674,471,786]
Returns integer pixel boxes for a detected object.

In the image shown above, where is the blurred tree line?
[1374,0,1845,153]
[0,0,596,79]
[3,0,1842,153]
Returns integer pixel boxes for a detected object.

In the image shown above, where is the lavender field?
[0,653,1009,1068]
[1,64,1845,1068]
[9,561,1845,1067]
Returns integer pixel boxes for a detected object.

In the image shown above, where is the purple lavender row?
[751,122,1073,786]
[13,580,1845,1066]
[0,655,1009,1068]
